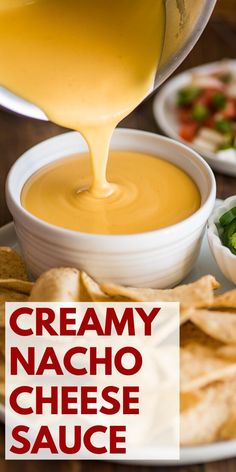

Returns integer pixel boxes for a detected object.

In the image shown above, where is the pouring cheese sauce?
[0,0,200,234]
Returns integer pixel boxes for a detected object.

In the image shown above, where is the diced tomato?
[222,100,236,119]
[204,115,215,128]
[195,89,217,107]
[177,108,192,123]
[179,123,198,142]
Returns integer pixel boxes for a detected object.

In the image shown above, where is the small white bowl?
[208,196,236,285]
[6,129,216,288]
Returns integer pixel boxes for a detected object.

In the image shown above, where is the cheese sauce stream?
[0,0,165,197]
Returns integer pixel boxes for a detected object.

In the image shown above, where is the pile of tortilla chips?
[0,246,236,446]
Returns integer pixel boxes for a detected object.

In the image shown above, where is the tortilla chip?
[29,268,80,302]
[0,352,5,374]
[0,330,4,357]
[191,309,236,344]
[80,272,109,302]
[0,289,28,328]
[0,333,5,405]
[180,391,201,413]
[102,275,218,305]
[0,247,28,280]
[181,380,235,446]
[181,343,236,392]
[180,308,193,325]
[181,321,223,349]
[219,413,236,440]
[217,345,236,361]
[0,287,28,307]
[102,276,219,324]
[0,385,4,405]
[211,290,236,309]
[81,272,136,302]
[0,384,4,401]
[0,369,4,404]
[0,356,4,380]
[0,350,4,399]
[0,288,28,304]
[0,279,33,295]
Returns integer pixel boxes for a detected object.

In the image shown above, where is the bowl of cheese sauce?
[6,129,216,287]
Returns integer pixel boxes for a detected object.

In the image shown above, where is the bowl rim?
[6,128,216,242]
[208,195,236,260]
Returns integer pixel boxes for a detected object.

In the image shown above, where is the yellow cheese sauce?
[0,1,201,233]
[22,152,201,235]
[0,0,165,197]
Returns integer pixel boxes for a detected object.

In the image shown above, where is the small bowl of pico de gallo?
[154,60,236,176]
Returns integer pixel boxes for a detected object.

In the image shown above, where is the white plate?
[0,214,235,465]
[153,60,236,177]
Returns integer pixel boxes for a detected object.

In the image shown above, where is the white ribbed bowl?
[6,129,216,288]
[208,196,236,285]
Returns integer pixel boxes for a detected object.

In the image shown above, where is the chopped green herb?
[230,233,236,255]
[218,133,234,150]
[219,207,236,227]
[212,92,227,110]
[222,218,236,255]
[177,86,201,107]
[192,104,209,121]
[215,118,233,134]
[218,142,235,151]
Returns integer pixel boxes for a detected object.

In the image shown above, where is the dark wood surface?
[0,11,236,472]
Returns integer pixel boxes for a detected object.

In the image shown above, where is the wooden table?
[0,12,236,472]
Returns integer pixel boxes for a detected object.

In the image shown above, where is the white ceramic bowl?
[208,196,236,285]
[6,129,216,288]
